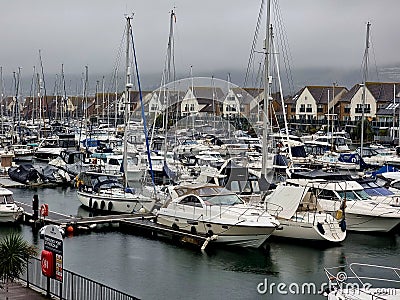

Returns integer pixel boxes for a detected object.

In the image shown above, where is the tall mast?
[163,9,176,162]
[360,22,370,159]
[0,66,3,135]
[261,0,271,179]
[123,15,133,189]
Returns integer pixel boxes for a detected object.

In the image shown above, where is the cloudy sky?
[0,0,399,91]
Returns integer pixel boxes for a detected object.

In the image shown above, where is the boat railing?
[264,202,284,218]
[324,263,400,294]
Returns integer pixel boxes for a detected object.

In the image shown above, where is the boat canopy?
[265,185,309,219]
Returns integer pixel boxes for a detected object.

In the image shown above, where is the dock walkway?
[0,281,48,300]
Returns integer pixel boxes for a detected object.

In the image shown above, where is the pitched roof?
[230,87,255,104]
[191,86,224,100]
[305,86,347,104]
[365,82,400,102]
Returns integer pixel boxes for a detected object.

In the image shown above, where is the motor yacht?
[156,183,280,248]
[0,187,24,223]
[264,184,346,243]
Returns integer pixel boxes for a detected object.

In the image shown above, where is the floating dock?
[17,202,217,250]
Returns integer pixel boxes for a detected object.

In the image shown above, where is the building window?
[306,104,312,113]
[344,104,351,114]
[291,106,296,113]
[184,104,188,111]
[355,104,371,113]
[317,104,323,113]
[299,104,305,113]
[190,103,195,111]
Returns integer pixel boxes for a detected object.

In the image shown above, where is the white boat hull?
[77,190,156,214]
[0,204,24,223]
[273,217,346,243]
[156,214,276,248]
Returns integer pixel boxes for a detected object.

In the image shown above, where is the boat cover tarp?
[265,185,309,219]
[8,164,40,184]
[371,165,399,178]
[290,169,352,180]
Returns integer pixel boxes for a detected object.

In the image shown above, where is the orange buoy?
[66,226,74,235]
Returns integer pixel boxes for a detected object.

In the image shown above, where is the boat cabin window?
[108,158,121,166]
[318,189,336,200]
[179,196,202,207]
[391,181,400,190]
[354,190,370,200]
[337,191,358,201]
[202,194,244,206]
[0,194,13,204]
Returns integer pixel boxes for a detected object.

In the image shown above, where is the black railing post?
[26,257,29,288]
[46,276,51,298]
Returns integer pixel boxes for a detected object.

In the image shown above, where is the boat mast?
[163,9,176,163]
[261,0,271,180]
[360,22,370,159]
[0,66,3,136]
[123,15,133,189]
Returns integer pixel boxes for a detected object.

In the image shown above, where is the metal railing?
[20,256,138,300]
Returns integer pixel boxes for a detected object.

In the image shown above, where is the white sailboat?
[76,15,157,214]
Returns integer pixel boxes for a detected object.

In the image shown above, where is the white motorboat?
[76,171,157,213]
[287,178,400,232]
[0,187,24,223]
[156,183,280,248]
[264,185,346,243]
[324,262,400,300]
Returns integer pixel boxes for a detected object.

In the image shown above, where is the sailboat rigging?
[360,22,371,160]
[76,14,157,213]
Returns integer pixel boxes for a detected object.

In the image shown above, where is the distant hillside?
[3,65,400,98]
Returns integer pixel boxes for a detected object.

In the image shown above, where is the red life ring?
[40,204,49,217]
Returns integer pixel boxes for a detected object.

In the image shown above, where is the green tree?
[0,233,37,298]
[352,118,374,143]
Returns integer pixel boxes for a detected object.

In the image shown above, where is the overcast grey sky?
[0,0,399,88]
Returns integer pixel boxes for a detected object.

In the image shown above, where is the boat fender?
[316,222,325,235]
[100,201,105,210]
[93,201,98,210]
[339,220,346,232]
[89,198,92,208]
[108,201,113,211]
[206,230,214,237]
[335,210,343,220]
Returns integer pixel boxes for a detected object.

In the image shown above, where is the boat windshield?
[202,194,244,206]
[354,189,370,200]
[0,194,14,204]
[337,191,358,201]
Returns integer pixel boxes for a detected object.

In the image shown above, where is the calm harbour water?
[0,186,399,300]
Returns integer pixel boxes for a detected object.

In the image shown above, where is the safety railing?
[20,256,138,300]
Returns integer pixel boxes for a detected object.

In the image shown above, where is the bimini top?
[172,183,234,198]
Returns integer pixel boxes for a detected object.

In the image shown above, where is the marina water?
[0,186,399,299]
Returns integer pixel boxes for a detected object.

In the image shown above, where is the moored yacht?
[156,183,280,248]
[0,187,24,223]
[264,184,346,243]
[287,178,400,232]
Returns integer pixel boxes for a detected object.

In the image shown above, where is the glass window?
[337,191,358,201]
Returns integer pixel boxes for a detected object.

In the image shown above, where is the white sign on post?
[43,225,64,282]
